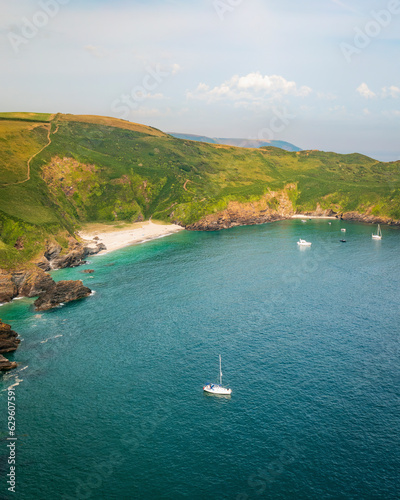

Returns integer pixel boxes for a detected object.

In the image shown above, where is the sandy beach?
[291,214,337,220]
[78,220,184,254]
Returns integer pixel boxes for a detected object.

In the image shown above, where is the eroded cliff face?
[0,320,20,371]
[339,211,400,225]
[185,185,296,230]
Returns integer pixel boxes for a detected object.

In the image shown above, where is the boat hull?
[203,384,232,395]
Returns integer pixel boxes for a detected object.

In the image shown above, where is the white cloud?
[187,72,312,103]
[382,85,400,99]
[171,63,181,75]
[356,83,376,99]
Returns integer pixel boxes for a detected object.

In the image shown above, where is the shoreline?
[78,220,184,255]
[291,214,337,220]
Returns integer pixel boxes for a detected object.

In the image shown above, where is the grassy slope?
[0,112,399,267]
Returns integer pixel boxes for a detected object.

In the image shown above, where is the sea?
[0,219,399,499]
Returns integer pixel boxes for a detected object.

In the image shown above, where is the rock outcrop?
[339,211,400,226]
[185,187,296,231]
[0,355,17,371]
[38,239,106,270]
[0,271,18,303]
[33,280,92,312]
[0,266,92,312]
[84,242,106,256]
[0,268,56,303]
[186,208,286,230]
[0,320,20,353]
[12,268,54,298]
[0,320,20,371]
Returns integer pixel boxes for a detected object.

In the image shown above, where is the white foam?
[8,377,23,390]
[40,334,63,344]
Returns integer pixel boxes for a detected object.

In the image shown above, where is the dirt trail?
[1,123,55,187]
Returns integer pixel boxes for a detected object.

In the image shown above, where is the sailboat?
[372,224,382,240]
[203,355,232,395]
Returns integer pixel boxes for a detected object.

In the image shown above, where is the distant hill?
[168,132,302,152]
[0,112,399,268]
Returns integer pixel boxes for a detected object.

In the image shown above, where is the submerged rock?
[34,280,92,311]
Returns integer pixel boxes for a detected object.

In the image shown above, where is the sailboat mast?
[219,354,222,385]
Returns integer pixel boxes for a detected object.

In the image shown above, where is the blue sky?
[1,0,399,160]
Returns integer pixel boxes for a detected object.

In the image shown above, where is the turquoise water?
[1,219,399,499]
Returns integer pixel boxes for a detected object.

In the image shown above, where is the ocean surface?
[1,219,399,499]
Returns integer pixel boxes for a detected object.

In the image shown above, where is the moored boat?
[203,355,232,395]
[297,238,312,246]
[372,224,382,240]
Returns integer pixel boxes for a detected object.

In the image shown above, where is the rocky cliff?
[37,239,106,271]
[339,211,400,226]
[0,238,102,371]
[0,320,20,371]
[185,186,296,230]
[0,238,104,305]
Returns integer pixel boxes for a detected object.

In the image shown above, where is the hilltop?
[0,112,399,268]
[168,132,302,152]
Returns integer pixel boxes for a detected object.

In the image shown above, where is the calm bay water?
[1,219,399,499]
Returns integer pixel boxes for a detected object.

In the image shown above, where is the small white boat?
[341,228,346,232]
[297,238,312,246]
[203,355,232,395]
[301,219,307,223]
[372,224,382,240]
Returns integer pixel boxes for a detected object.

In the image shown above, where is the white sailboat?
[372,224,382,240]
[203,355,232,395]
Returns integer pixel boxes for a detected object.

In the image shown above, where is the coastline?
[291,214,337,220]
[78,220,184,255]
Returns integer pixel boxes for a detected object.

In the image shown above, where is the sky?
[1,0,400,161]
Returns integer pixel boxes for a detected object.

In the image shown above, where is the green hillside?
[0,112,399,268]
